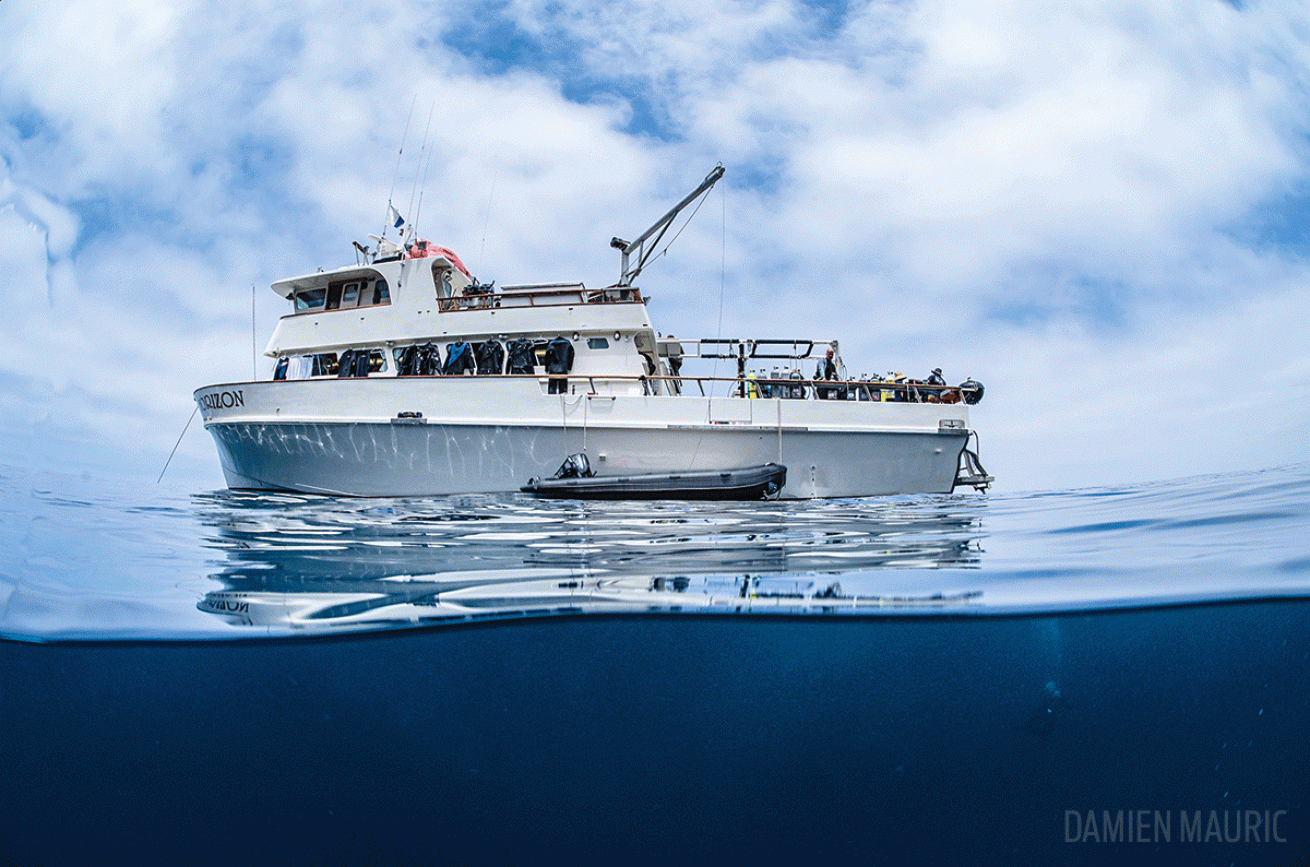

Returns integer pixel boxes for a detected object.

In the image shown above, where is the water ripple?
[1,463,1308,639]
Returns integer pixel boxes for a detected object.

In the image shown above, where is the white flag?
[387,204,405,229]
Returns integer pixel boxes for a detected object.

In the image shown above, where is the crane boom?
[611,165,725,287]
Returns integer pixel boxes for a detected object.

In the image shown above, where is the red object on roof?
[404,238,472,278]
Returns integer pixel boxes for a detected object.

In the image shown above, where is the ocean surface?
[2,462,1309,864]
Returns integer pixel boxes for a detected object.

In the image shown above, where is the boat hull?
[197,379,971,498]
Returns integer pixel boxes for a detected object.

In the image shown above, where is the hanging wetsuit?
[476,339,504,375]
[544,336,575,394]
[337,349,356,378]
[396,345,415,377]
[507,338,536,375]
[273,357,289,381]
[354,349,373,377]
[419,343,440,376]
[443,341,475,376]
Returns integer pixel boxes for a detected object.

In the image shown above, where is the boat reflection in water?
[194,490,987,632]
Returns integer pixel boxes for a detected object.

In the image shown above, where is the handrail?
[643,375,963,401]
[663,338,835,362]
[436,285,644,312]
[308,370,966,401]
[500,282,587,293]
[693,338,819,360]
[262,367,975,406]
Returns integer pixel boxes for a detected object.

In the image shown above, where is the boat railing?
[437,283,645,312]
[642,375,969,402]
[382,372,967,402]
[623,373,970,402]
[275,368,966,401]
[683,338,820,360]
[659,338,834,362]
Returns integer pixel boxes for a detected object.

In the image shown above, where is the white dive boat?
[194,167,991,499]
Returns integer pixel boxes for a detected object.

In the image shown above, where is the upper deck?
[264,248,657,360]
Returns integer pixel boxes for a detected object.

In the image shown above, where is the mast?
[611,165,725,287]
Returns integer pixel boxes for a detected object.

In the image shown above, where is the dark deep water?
[2,463,1309,864]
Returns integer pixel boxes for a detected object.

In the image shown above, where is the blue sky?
[1,0,1308,492]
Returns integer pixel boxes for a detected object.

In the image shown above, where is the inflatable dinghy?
[522,458,787,500]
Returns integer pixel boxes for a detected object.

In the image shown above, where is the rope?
[776,398,783,464]
[657,183,714,259]
[560,393,585,452]
[158,406,198,484]
[712,183,726,393]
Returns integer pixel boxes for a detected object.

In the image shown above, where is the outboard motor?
[959,379,985,405]
[552,453,593,479]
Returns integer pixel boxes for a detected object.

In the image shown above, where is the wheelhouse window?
[292,276,391,314]
[294,288,327,311]
[339,281,360,309]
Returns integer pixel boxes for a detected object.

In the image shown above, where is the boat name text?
[204,598,250,614]
[198,390,244,411]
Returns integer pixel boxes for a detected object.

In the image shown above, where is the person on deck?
[816,347,839,399]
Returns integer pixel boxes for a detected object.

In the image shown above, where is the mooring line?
[158,406,199,483]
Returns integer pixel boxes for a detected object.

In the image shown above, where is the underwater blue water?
[2,462,1309,864]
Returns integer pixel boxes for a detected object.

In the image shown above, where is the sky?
[1,0,1308,493]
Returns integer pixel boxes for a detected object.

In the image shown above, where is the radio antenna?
[405,100,437,241]
[478,168,499,277]
[382,95,417,241]
[411,101,439,238]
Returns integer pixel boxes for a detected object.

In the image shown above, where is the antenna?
[405,101,437,242]
[251,283,257,380]
[478,168,499,277]
[382,95,418,242]
[411,102,438,239]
